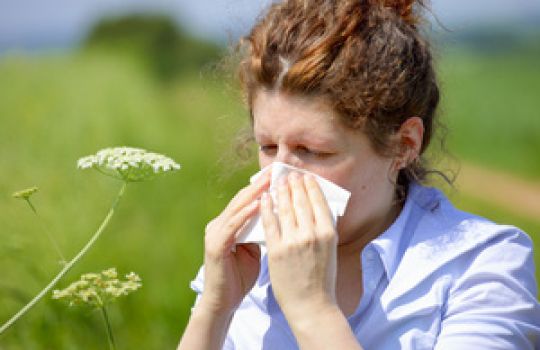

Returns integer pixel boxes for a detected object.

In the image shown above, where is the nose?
[275,145,302,168]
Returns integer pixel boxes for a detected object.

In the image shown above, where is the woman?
[178,0,540,349]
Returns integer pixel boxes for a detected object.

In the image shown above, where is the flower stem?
[0,182,128,335]
[25,198,67,265]
[100,306,117,350]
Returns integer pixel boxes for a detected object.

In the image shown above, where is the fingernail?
[279,176,287,186]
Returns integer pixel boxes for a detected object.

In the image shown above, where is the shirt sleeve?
[189,265,236,350]
[189,265,205,311]
[434,228,540,350]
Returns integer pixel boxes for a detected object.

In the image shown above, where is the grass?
[438,47,540,181]
[0,47,538,348]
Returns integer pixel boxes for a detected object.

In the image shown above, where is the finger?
[289,172,315,233]
[224,170,270,218]
[277,176,296,239]
[220,199,261,245]
[260,192,280,247]
[304,174,334,230]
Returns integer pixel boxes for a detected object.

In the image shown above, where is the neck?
[337,201,402,262]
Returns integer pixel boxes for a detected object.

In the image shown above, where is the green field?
[0,47,538,348]
[439,47,540,180]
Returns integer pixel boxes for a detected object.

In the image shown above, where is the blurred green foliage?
[0,51,254,348]
[0,31,539,348]
[439,46,540,180]
[84,14,223,82]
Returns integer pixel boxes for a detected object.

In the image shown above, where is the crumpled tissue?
[235,162,351,244]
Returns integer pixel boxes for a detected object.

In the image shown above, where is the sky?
[1,0,540,51]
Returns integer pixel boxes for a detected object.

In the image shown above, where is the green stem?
[25,198,67,265]
[25,198,37,214]
[0,182,128,335]
[100,305,116,350]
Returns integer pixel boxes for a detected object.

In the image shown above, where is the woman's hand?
[261,172,339,323]
[198,170,271,317]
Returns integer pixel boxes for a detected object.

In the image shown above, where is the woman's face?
[252,90,399,245]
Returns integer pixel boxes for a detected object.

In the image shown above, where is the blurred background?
[0,0,539,348]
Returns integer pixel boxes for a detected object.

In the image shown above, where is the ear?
[392,117,424,171]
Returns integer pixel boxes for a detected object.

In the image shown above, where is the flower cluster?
[77,147,180,182]
[52,268,142,307]
[12,186,38,200]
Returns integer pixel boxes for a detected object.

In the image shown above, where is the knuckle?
[203,236,219,257]
[294,232,314,245]
[319,229,337,243]
[205,246,221,260]
[205,218,218,233]
[295,239,312,250]
[224,220,238,233]
[203,234,214,248]
[268,246,286,261]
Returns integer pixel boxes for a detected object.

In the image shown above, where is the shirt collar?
[369,182,442,280]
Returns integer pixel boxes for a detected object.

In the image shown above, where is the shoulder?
[388,183,537,302]
[407,184,535,280]
[404,185,540,348]
[401,183,532,260]
[388,184,540,348]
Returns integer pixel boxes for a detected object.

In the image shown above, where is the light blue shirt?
[191,183,540,349]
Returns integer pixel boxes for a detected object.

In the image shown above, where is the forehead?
[252,90,347,143]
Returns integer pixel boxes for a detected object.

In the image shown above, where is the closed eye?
[297,146,332,158]
[259,144,277,154]
[258,144,334,158]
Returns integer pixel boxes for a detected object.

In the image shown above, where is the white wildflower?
[102,268,117,279]
[126,272,141,283]
[52,267,142,308]
[77,147,180,182]
[81,273,100,282]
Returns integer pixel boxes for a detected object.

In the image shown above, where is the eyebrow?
[254,130,337,149]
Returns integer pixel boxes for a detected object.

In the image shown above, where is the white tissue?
[235,162,351,245]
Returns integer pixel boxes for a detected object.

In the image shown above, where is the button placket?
[351,246,382,320]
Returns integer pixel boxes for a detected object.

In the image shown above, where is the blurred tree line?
[84,14,223,82]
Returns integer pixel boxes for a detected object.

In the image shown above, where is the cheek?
[342,161,395,220]
[310,161,366,193]
[327,159,394,209]
[258,153,272,169]
[321,169,354,190]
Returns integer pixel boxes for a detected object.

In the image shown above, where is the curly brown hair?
[236,0,447,195]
